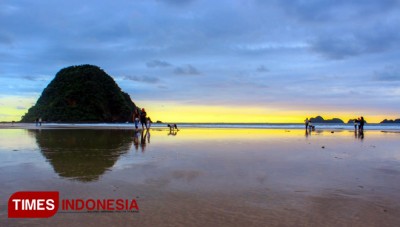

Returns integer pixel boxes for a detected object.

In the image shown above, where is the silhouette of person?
[354,118,359,132]
[147,117,152,129]
[140,108,147,130]
[304,118,310,130]
[359,116,365,133]
[305,118,309,130]
[308,120,313,132]
[133,109,140,131]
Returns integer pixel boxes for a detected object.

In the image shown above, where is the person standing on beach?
[305,118,309,130]
[359,116,365,133]
[354,118,358,131]
[133,109,140,131]
[308,119,313,132]
[146,117,152,129]
[39,117,42,126]
[140,108,148,130]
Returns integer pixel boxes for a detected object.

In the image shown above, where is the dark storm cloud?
[157,0,195,6]
[21,75,51,81]
[267,0,400,60]
[309,24,400,59]
[0,32,13,45]
[123,75,160,84]
[373,66,400,82]
[173,65,200,75]
[256,65,269,73]
[276,0,399,22]
[146,60,172,68]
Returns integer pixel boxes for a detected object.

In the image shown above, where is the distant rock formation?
[348,119,368,124]
[21,65,138,122]
[381,119,400,123]
[309,116,344,123]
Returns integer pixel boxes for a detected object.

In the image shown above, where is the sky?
[1,0,400,123]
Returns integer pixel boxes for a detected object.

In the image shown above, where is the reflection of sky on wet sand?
[0,128,399,185]
[1,128,400,226]
[109,129,400,195]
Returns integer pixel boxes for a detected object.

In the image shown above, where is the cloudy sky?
[1,0,399,122]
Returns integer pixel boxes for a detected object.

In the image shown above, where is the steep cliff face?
[21,65,137,122]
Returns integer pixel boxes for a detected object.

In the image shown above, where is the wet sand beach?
[0,127,399,226]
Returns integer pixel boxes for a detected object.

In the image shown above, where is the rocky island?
[21,65,138,123]
[381,119,400,123]
[309,116,344,123]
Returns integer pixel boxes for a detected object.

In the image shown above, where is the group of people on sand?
[304,116,366,133]
[133,107,179,133]
[304,118,315,131]
[35,117,42,126]
[133,125,150,152]
[133,108,152,131]
[353,116,365,133]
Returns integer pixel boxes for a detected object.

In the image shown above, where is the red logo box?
[8,191,59,218]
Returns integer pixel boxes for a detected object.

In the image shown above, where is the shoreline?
[0,122,399,131]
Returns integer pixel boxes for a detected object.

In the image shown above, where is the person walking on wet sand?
[140,108,148,130]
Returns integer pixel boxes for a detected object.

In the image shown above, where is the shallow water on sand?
[1,128,400,226]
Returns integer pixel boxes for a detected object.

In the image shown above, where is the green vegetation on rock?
[21,65,138,122]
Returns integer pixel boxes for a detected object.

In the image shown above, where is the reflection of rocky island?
[30,129,134,182]
[21,65,138,122]
[309,116,344,123]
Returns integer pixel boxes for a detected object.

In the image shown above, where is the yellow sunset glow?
[139,101,390,123]
[0,96,36,122]
[0,96,395,123]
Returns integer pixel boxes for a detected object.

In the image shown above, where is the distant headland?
[309,116,344,123]
[380,119,400,123]
[21,65,139,123]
